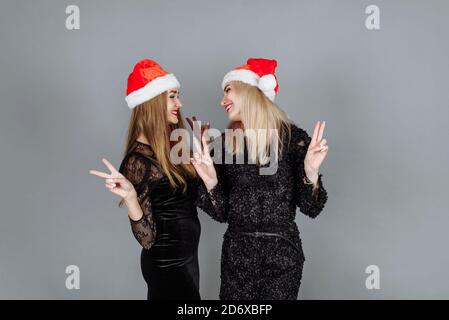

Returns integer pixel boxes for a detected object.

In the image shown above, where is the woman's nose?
[220,98,227,106]
[176,99,183,108]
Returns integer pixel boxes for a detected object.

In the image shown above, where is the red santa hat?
[126,59,180,109]
[222,58,279,101]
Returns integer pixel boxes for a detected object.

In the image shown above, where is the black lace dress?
[195,123,329,300]
[119,141,201,300]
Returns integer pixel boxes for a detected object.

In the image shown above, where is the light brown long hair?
[226,81,293,164]
[118,91,197,207]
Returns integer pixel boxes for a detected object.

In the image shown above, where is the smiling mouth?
[171,110,179,116]
[225,104,233,113]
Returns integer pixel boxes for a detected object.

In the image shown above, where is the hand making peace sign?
[304,121,329,174]
[89,158,137,202]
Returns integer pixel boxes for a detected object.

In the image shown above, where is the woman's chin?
[168,117,179,124]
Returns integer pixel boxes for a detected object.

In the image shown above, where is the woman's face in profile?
[221,82,241,121]
[166,89,182,124]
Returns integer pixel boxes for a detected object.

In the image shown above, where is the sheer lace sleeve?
[289,124,328,219]
[195,134,228,223]
[119,152,157,249]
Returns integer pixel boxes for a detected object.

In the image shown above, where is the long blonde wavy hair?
[118,91,197,207]
[225,81,293,165]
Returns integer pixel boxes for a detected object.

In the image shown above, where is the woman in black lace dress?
[90,59,206,300]
[192,58,329,299]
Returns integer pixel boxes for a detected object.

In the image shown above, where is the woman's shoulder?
[132,140,156,159]
[285,121,308,137]
[284,122,312,153]
[122,141,156,163]
[118,141,158,182]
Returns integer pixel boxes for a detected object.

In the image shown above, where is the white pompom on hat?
[222,58,279,101]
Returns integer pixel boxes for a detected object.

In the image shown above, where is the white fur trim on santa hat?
[222,69,259,89]
[222,69,277,102]
[126,73,180,109]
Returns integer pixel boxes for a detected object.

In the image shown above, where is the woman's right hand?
[186,116,218,191]
[89,158,137,203]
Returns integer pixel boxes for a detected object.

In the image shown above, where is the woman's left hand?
[304,121,329,179]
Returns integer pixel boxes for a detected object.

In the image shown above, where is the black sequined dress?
[195,123,328,300]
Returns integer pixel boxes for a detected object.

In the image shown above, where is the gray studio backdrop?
[1,0,448,299]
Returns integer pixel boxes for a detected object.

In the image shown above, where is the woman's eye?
[170,95,175,98]
[226,88,230,93]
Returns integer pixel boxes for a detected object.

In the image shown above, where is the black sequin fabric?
[196,122,328,300]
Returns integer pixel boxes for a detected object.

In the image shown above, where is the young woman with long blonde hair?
[191,58,330,299]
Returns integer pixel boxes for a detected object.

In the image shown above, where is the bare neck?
[136,134,150,145]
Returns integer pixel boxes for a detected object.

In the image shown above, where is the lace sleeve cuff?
[128,213,156,250]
